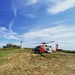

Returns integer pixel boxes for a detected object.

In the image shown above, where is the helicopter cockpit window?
[50,46,52,48]
[36,46,41,48]
[45,45,47,47]
[46,48,49,51]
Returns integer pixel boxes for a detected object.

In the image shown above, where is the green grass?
[0,48,75,66]
[0,51,13,65]
[0,48,32,66]
[63,50,75,54]
[0,48,32,57]
[0,48,75,58]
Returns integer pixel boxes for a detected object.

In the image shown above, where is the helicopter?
[32,41,69,54]
[32,41,56,54]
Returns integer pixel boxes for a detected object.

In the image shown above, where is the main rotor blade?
[29,41,55,44]
[56,42,69,44]
[47,41,55,43]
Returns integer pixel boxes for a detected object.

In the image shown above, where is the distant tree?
[12,45,17,48]
[3,43,20,49]
[6,43,12,48]
[3,46,7,48]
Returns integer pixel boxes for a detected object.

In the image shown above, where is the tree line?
[3,43,20,49]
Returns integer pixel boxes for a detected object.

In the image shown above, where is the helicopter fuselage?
[33,44,53,54]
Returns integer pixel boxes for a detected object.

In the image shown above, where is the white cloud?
[5,35,19,40]
[4,20,19,40]
[27,0,39,5]
[0,27,7,31]
[32,0,39,3]
[12,0,39,17]
[47,0,75,14]
[22,25,75,41]
[68,39,75,42]
[8,20,17,35]
[13,9,17,17]
[0,27,7,38]
[0,42,7,48]
[20,25,75,49]
[0,20,19,40]
[0,27,7,34]
[24,14,35,18]
[12,0,75,16]
[0,27,19,40]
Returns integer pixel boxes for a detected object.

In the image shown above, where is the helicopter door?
[40,45,45,53]
[45,46,52,53]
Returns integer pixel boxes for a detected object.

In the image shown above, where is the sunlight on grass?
[0,48,32,66]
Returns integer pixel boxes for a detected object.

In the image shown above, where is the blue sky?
[0,0,75,50]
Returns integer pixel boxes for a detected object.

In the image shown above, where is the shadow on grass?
[40,54,46,57]
[39,53,57,59]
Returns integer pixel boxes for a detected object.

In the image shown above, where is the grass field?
[0,48,75,75]
[0,48,32,65]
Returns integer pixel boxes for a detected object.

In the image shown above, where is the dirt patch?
[0,52,75,75]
